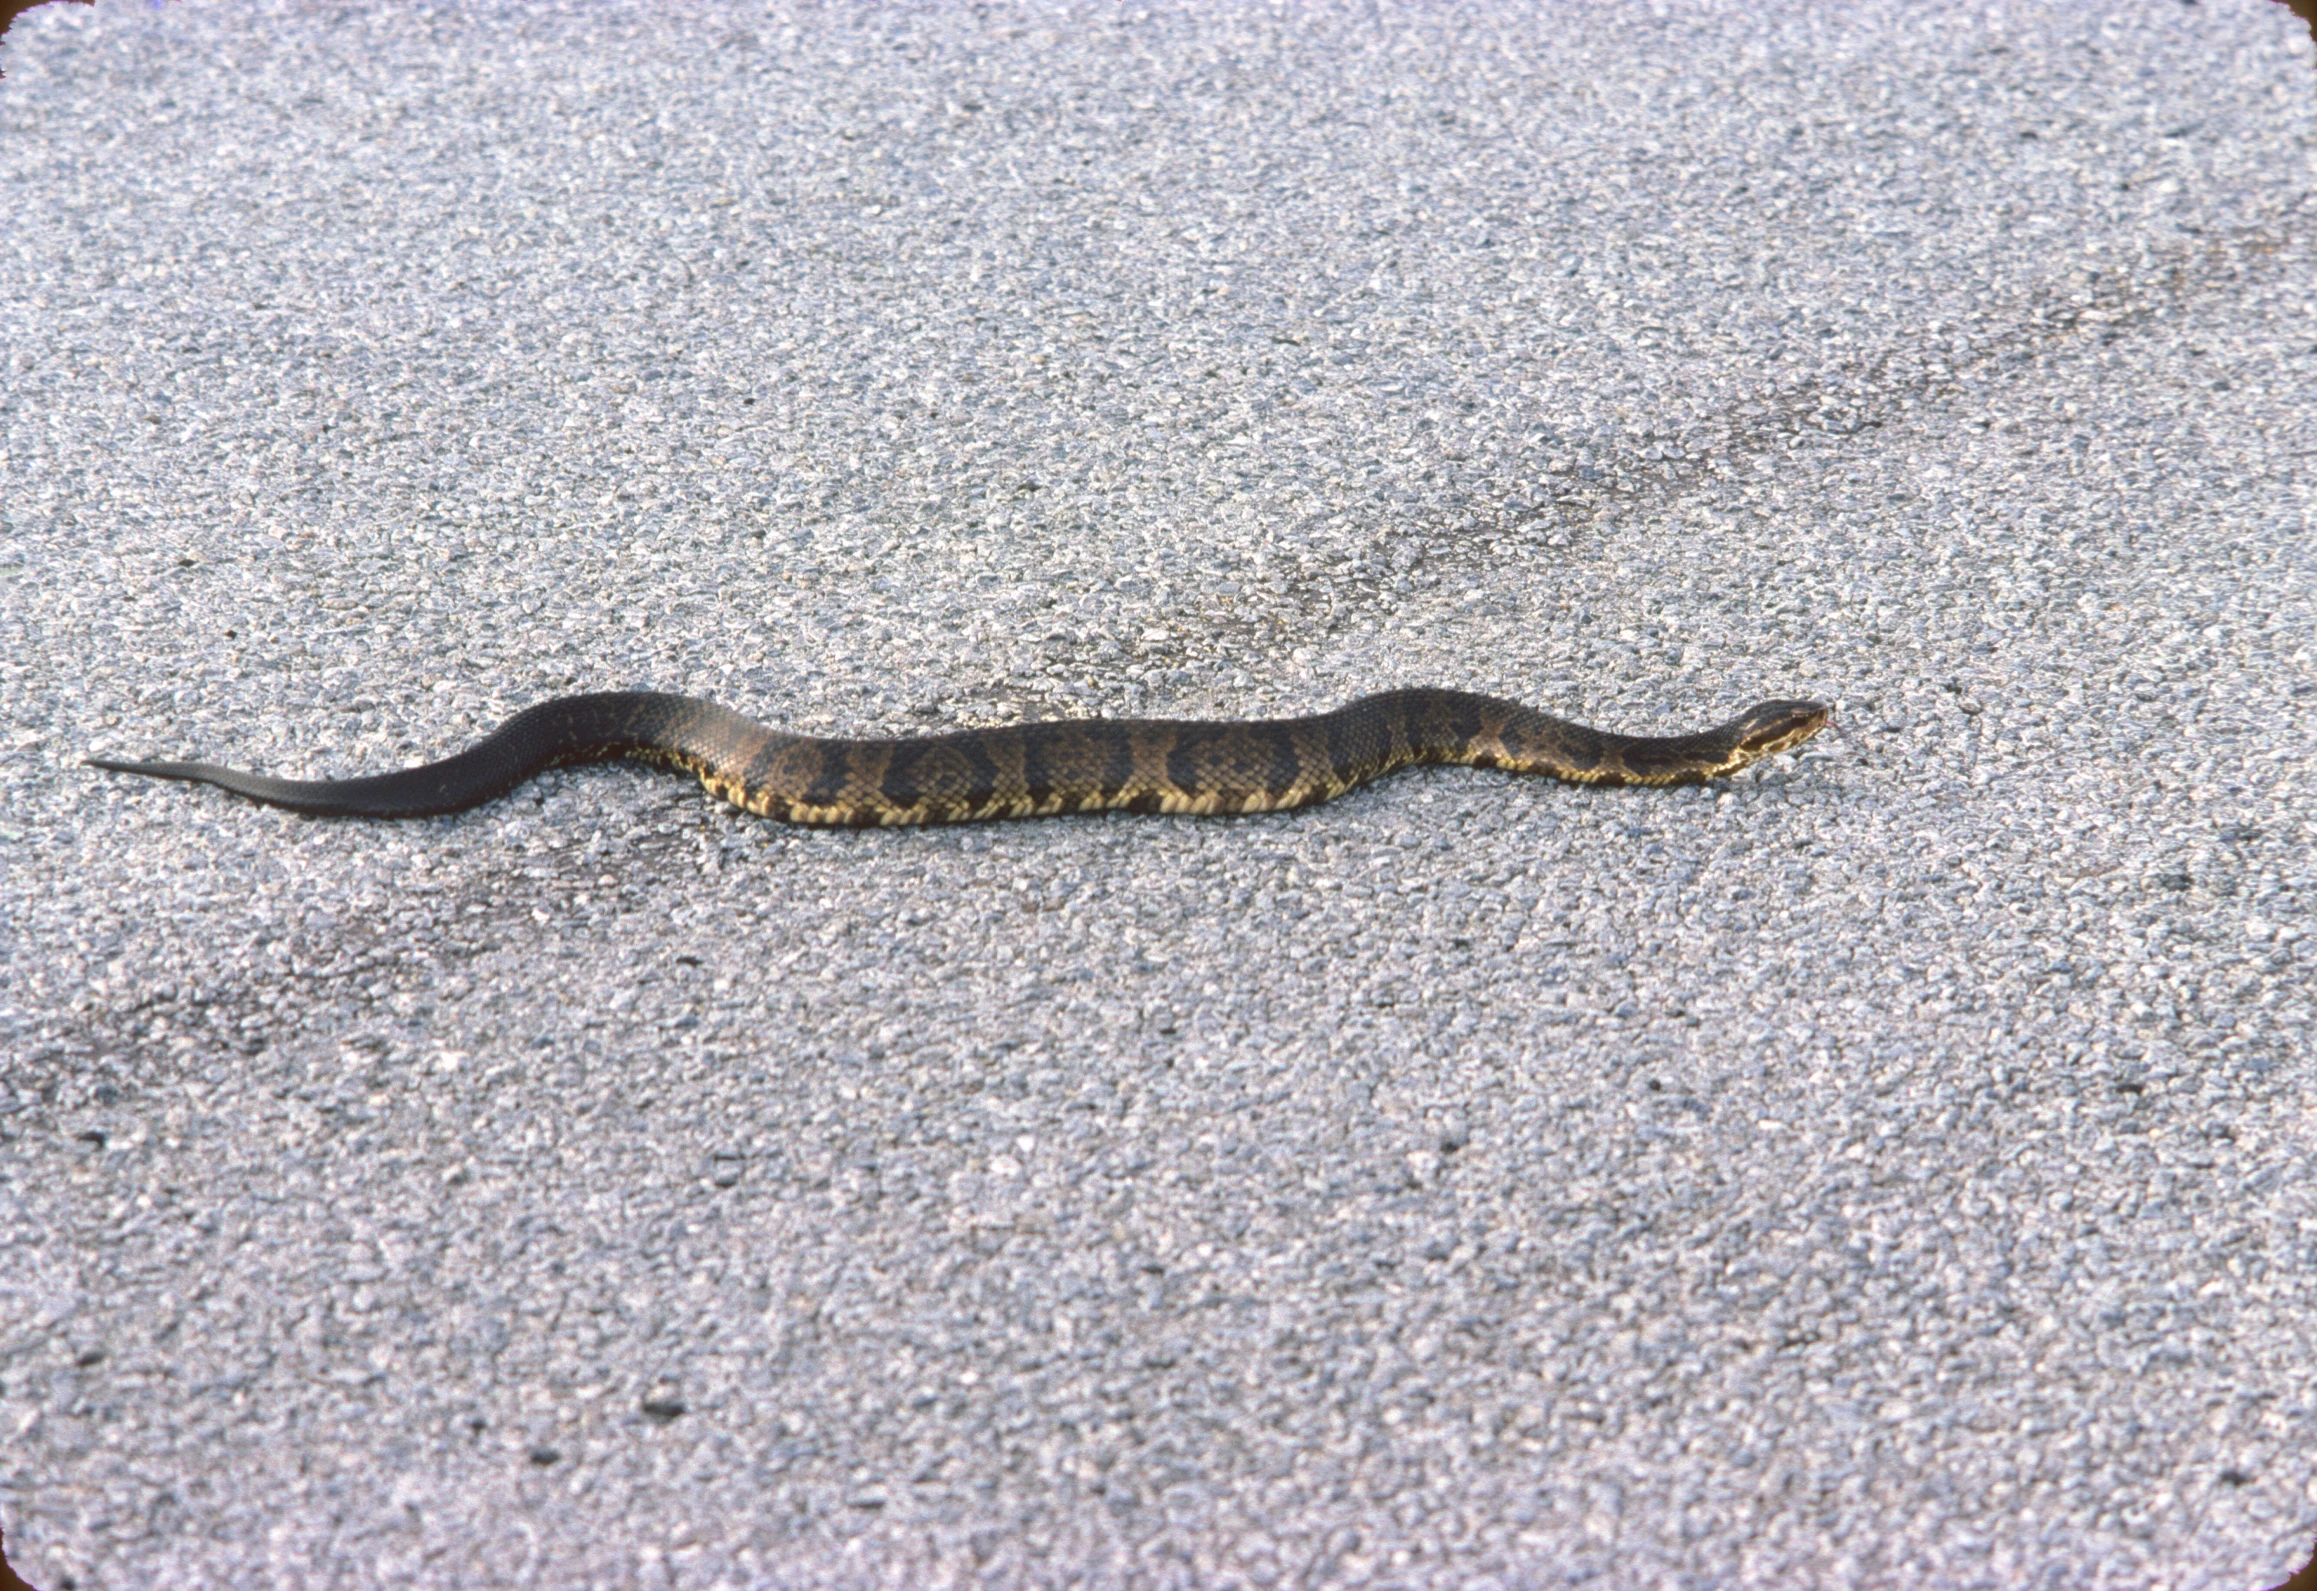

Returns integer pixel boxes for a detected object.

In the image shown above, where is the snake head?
[1730,699,1834,764]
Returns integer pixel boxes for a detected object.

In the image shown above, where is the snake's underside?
[88,689,1832,826]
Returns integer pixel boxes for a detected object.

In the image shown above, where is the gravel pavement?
[4,2,2316,1587]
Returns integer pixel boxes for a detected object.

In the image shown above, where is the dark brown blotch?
[741,735,831,809]
[1019,720,1136,806]
[1166,724,1277,803]
[886,739,984,808]
[1543,723,1604,772]
[797,739,856,811]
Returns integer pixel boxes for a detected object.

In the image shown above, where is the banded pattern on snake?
[89,689,1832,827]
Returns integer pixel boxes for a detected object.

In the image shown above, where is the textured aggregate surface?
[3,1,2316,1587]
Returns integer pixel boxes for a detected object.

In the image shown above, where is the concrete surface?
[2,1,2315,1586]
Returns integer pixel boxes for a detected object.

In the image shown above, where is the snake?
[87,688,1831,827]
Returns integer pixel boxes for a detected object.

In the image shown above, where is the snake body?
[88,689,1831,826]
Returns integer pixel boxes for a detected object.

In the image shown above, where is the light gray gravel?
[4,1,2316,1587]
